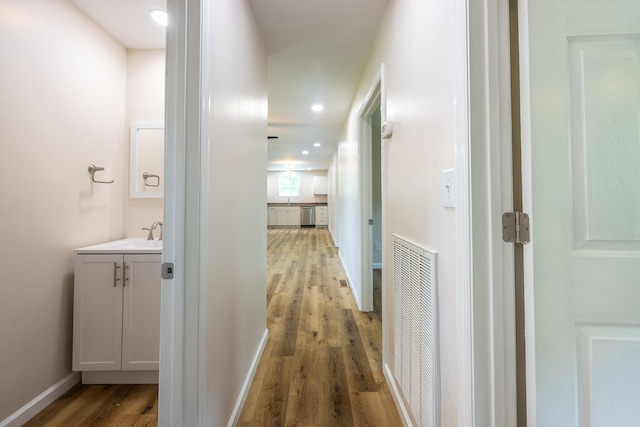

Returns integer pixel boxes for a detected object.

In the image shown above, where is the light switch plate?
[382,121,393,139]
[442,169,455,208]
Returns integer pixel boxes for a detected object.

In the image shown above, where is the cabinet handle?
[114,263,121,287]
[124,263,129,287]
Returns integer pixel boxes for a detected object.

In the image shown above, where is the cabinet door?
[121,254,161,370]
[287,207,301,226]
[276,208,289,225]
[268,207,278,226]
[312,176,328,194]
[73,254,123,371]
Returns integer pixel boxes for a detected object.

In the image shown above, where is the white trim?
[158,0,186,424]
[358,66,385,313]
[383,363,414,427]
[338,251,361,308]
[159,0,207,425]
[462,0,519,425]
[81,371,158,384]
[0,372,80,427]
[455,0,474,424]
[226,329,269,427]
[197,0,212,424]
[373,262,383,269]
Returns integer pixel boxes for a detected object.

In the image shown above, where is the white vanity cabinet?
[73,250,161,381]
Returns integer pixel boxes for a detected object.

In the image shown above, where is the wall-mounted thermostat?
[382,121,393,139]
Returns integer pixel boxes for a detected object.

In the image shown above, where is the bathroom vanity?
[72,239,161,384]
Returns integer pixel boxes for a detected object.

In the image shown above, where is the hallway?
[238,228,401,425]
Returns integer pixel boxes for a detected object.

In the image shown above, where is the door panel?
[73,255,123,371]
[523,0,640,425]
[121,254,162,370]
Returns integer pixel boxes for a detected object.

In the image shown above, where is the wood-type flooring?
[23,384,158,427]
[23,227,399,426]
[238,228,401,426]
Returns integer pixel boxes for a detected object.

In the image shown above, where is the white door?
[521,0,640,425]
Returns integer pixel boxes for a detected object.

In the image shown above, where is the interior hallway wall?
[0,0,126,420]
[333,0,458,423]
[202,0,268,424]
[123,49,165,238]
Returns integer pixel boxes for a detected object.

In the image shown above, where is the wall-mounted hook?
[143,172,160,188]
[88,164,114,184]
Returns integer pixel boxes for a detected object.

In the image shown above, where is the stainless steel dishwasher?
[300,206,315,227]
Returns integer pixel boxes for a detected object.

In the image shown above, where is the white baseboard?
[373,263,383,269]
[338,251,361,309]
[383,362,414,427]
[82,370,158,384]
[227,328,269,427]
[328,227,339,248]
[0,371,80,427]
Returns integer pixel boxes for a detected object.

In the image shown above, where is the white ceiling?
[70,0,388,171]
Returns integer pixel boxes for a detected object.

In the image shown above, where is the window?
[279,176,300,196]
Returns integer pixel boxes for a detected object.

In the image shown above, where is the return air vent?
[392,234,439,427]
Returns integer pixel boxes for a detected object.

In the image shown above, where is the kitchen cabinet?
[276,207,300,226]
[73,253,161,374]
[315,205,328,226]
[268,207,278,226]
[313,176,328,195]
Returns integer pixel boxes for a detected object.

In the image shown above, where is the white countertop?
[75,238,162,254]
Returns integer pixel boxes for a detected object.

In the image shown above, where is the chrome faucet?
[142,221,163,240]
[151,221,163,240]
[142,227,154,240]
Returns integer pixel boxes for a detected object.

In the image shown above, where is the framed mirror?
[130,122,164,199]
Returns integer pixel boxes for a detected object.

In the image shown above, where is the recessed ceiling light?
[311,104,324,112]
[313,143,321,147]
[149,9,168,26]
[302,150,309,155]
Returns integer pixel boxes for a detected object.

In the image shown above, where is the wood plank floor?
[238,228,401,426]
[24,228,399,426]
[23,384,158,427]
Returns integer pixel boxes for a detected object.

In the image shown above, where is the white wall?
[123,49,165,238]
[202,1,268,424]
[267,170,328,203]
[0,0,126,420]
[332,0,458,423]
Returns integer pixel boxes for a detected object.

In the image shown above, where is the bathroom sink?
[75,238,162,254]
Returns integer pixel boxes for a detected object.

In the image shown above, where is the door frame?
[160,0,209,425]
[457,0,519,425]
[358,65,385,314]
[517,1,538,423]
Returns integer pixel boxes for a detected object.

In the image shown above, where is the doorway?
[371,108,383,317]
[359,67,385,315]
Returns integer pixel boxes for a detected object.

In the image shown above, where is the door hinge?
[161,262,174,279]
[502,212,530,244]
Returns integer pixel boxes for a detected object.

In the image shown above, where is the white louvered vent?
[393,234,439,427]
